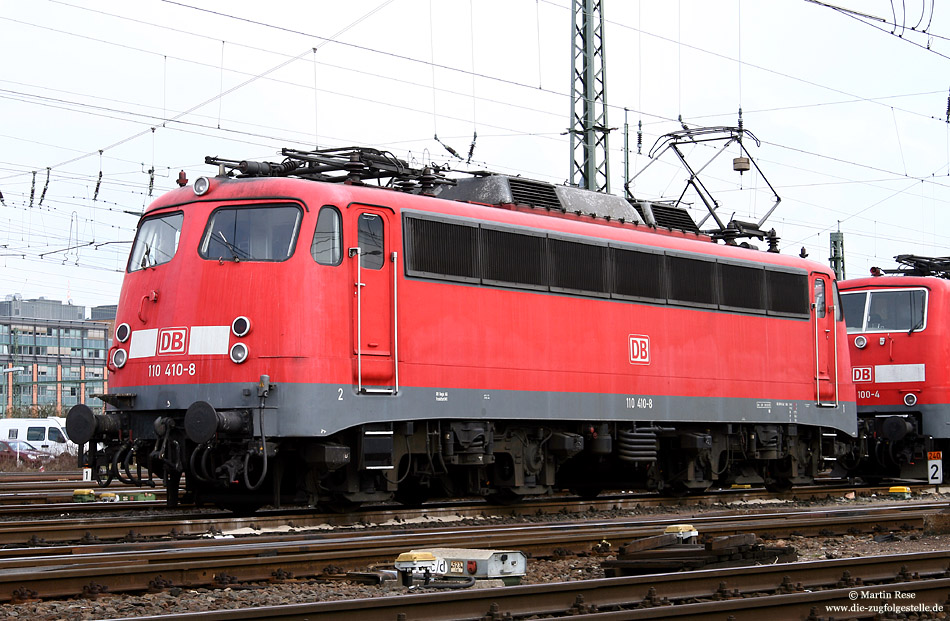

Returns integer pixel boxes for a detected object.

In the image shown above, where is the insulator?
[467,130,477,163]
[90,170,102,201]
[419,167,437,194]
[637,120,642,155]
[38,167,50,206]
[343,153,365,184]
[434,134,462,161]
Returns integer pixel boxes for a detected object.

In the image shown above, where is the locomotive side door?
[348,205,396,394]
[812,274,838,406]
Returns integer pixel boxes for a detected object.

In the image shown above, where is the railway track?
[94,550,950,620]
[0,501,942,604]
[0,481,936,545]
[0,471,166,507]
[0,475,931,516]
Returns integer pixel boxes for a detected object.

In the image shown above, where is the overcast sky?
[1,0,948,311]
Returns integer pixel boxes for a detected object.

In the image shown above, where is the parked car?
[0,417,78,456]
[0,440,52,465]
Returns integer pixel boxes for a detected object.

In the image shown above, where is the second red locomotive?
[839,256,950,483]
[67,147,857,510]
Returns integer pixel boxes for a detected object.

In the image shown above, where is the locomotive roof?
[144,146,827,274]
[839,255,950,290]
[839,274,950,291]
[195,146,705,236]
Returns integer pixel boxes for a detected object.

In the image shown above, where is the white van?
[0,417,78,456]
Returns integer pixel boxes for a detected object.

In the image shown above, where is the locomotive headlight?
[112,348,128,369]
[115,322,131,344]
[231,316,251,337]
[193,176,211,196]
[904,393,918,407]
[230,342,248,364]
[854,335,867,349]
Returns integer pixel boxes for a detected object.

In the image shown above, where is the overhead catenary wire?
[3,0,950,299]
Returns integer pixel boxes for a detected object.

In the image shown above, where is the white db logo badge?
[158,328,188,355]
[628,335,650,365]
[852,367,872,383]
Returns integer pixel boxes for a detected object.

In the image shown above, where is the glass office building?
[0,296,114,415]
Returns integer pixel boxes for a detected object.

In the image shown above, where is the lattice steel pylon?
[569,0,610,193]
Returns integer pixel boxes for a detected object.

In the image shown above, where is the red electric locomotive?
[839,256,950,483]
[67,147,856,510]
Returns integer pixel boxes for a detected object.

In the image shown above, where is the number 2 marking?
[338,388,344,401]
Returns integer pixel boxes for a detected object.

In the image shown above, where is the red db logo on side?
[158,328,188,355]
[628,335,650,365]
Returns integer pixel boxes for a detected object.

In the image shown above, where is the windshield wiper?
[140,243,152,269]
[216,232,249,261]
[908,317,924,335]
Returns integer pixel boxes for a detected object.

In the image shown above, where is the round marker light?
[231,316,251,337]
[904,393,918,407]
[229,342,248,364]
[193,176,211,196]
[115,322,131,343]
[112,348,128,369]
[854,335,867,349]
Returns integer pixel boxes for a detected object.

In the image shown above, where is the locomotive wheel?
[569,486,603,500]
[486,488,523,506]
[394,482,431,507]
[763,477,793,493]
[662,481,709,497]
[217,501,264,515]
[323,498,362,513]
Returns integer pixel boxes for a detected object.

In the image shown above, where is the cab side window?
[311,206,343,265]
[358,213,385,270]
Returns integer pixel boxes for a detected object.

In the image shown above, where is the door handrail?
[392,250,399,394]
[814,298,839,408]
[349,246,364,394]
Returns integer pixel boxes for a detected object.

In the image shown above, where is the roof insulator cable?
[945,87,949,123]
[737,107,744,142]
[637,119,642,155]
[38,167,50,207]
[434,134,463,161]
[29,171,36,208]
[148,167,155,197]
[0,189,5,207]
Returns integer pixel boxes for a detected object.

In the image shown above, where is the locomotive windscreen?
[128,212,183,272]
[841,289,927,333]
[199,205,301,262]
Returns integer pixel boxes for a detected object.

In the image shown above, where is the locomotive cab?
[839,262,950,482]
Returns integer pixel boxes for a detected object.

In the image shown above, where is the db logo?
[158,328,188,355]
[853,367,872,383]
[628,334,650,365]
